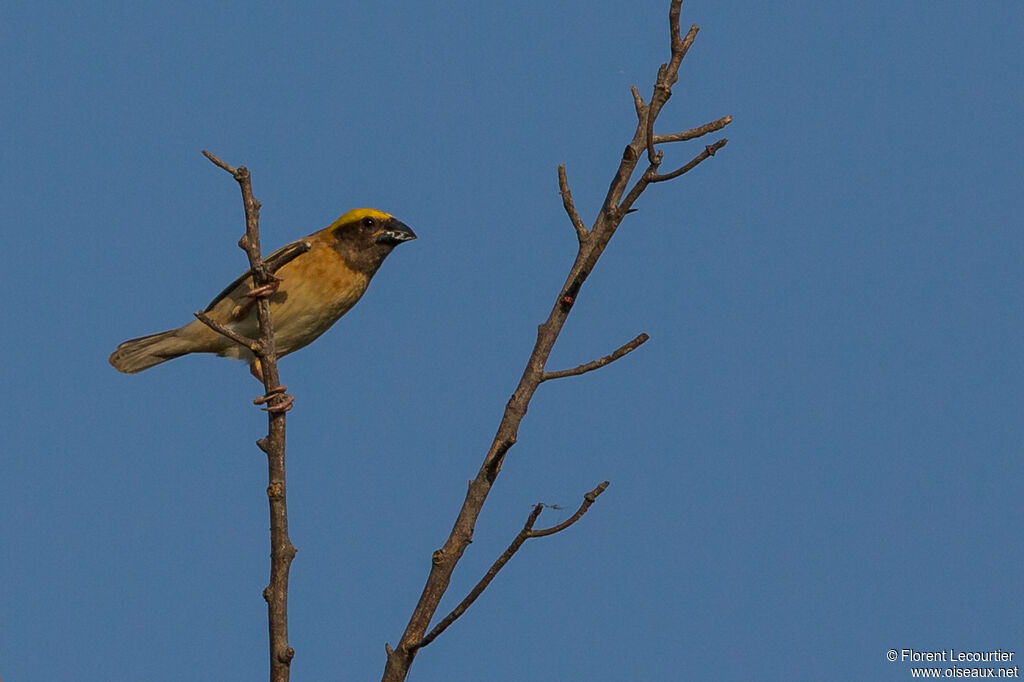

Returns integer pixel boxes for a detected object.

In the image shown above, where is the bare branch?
[409,482,610,652]
[649,138,729,183]
[541,333,650,382]
[557,165,589,244]
[603,5,718,220]
[630,85,647,123]
[192,311,261,353]
[529,480,610,537]
[382,2,729,678]
[645,66,669,167]
[653,115,733,144]
[201,149,238,176]
[645,14,700,165]
[677,22,700,61]
[204,150,297,682]
[619,136,730,215]
[408,505,542,653]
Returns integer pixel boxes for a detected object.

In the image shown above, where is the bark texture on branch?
[382,2,730,680]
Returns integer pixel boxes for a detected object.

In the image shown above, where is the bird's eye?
[362,216,376,228]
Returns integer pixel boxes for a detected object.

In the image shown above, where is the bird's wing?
[203,238,313,312]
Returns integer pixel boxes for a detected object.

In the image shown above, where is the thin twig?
[541,333,650,382]
[203,150,297,682]
[557,165,589,244]
[202,149,237,175]
[653,115,733,144]
[265,241,312,273]
[529,481,610,537]
[410,482,610,651]
[630,85,647,123]
[649,138,728,183]
[192,311,261,352]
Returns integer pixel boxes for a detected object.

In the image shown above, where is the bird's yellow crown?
[330,208,394,228]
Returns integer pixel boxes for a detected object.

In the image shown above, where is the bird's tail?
[109,328,193,374]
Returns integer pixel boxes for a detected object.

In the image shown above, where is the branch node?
[622,144,638,165]
[585,481,611,503]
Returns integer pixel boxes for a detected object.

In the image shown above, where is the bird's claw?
[254,385,293,413]
[264,395,294,413]
[246,275,282,299]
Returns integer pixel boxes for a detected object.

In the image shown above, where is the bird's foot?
[246,275,283,299]
[254,385,293,413]
[265,394,294,413]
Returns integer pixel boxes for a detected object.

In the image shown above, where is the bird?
[109,208,416,380]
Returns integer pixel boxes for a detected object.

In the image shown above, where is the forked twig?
[409,482,610,651]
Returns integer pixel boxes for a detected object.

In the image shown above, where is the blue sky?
[2,1,1022,680]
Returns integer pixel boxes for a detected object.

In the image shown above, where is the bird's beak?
[376,218,417,245]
